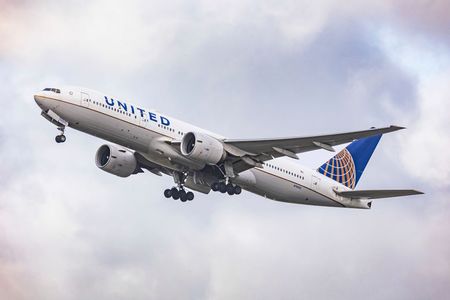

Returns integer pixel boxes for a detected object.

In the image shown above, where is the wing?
[134,152,171,177]
[335,189,424,199]
[225,125,404,173]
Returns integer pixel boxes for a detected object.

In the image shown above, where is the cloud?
[399,68,450,187]
[0,0,186,76]
[0,1,449,300]
[392,0,450,43]
[374,25,450,188]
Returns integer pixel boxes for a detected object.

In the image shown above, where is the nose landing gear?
[55,126,66,143]
[55,134,66,143]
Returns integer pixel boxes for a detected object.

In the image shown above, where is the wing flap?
[336,189,424,199]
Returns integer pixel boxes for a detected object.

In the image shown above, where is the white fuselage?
[34,87,370,208]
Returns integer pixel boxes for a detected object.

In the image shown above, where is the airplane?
[34,86,423,208]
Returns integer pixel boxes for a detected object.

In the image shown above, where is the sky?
[0,0,449,299]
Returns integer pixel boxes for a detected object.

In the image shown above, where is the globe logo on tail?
[317,148,356,189]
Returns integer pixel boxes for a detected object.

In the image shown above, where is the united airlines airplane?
[34,86,422,208]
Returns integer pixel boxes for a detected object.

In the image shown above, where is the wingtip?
[370,125,406,133]
[390,125,406,130]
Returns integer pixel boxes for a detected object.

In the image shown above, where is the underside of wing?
[134,152,171,177]
[336,189,424,199]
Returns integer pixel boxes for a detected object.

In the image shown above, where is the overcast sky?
[1,0,449,299]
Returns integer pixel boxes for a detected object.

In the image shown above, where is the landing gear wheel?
[211,182,219,192]
[164,189,172,198]
[226,183,235,195]
[55,135,66,143]
[219,182,227,193]
[234,185,242,195]
[171,188,180,200]
[180,190,188,202]
[186,192,194,201]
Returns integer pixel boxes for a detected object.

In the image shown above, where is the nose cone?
[34,93,46,108]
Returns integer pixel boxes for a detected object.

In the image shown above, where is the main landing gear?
[164,187,194,202]
[55,126,66,143]
[164,172,194,202]
[211,182,242,196]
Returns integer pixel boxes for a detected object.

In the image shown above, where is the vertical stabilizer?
[317,134,382,189]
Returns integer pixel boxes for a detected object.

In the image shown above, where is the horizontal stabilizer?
[336,189,423,199]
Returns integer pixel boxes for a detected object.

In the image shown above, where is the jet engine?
[181,132,226,165]
[95,144,137,177]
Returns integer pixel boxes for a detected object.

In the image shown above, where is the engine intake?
[95,144,137,177]
[181,132,226,165]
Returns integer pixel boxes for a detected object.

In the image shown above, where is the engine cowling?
[181,132,226,165]
[95,144,137,177]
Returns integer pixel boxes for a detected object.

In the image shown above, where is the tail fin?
[317,134,382,189]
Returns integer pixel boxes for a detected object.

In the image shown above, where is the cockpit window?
[43,88,61,93]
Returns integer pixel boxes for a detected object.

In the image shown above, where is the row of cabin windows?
[157,123,176,133]
[92,100,133,117]
[91,99,183,136]
[264,163,305,180]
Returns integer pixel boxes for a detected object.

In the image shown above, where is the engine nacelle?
[95,144,137,177]
[181,132,226,165]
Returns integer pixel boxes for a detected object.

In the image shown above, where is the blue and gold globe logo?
[317,149,356,189]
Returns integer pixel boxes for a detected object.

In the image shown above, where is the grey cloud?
[392,0,450,45]
[129,15,418,138]
[0,1,448,300]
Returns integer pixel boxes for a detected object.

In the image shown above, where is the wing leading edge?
[225,125,404,155]
[226,125,404,173]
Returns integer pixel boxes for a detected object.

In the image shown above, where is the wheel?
[226,183,235,195]
[55,135,66,143]
[164,189,172,198]
[171,188,180,200]
[211,182,219,192]
[234,185,242,195]
[219,182,227,193]
[179,190,187,202]
[187,192,194,201]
